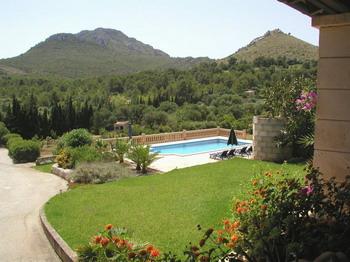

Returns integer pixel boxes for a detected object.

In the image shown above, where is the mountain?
[225,29,318,62]
[0,28,210,78]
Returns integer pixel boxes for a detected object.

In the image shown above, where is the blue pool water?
[151,138,250,155]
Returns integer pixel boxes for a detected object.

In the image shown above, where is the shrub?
[56,148,74,169]
[0,122,9,145]
[56,129,92,151]
[70,162,134,184]
[56,146,103,169]
[3,133,22,147]
[8,139,40,163]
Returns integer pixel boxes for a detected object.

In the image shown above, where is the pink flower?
[301,185,313,196]
[295,90,317,112]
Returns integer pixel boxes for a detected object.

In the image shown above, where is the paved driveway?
[0,148,67,261]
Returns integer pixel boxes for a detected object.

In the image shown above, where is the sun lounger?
[214,150,229,160]
[227,149,236,159]
[238,146,248,156]
[246,145,253,155]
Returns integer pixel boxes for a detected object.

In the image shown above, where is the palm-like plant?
[128,144,158,174]
[114,139,130,163]
[127,144,144,171]
[140,145,158,174]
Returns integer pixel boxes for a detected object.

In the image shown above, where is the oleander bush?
[56,129,92,152]
[8,138,40,163]
[0,122,9,145]
[56,146,103,169]
[70,162,134,184]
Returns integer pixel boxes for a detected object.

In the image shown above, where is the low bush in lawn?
[70,162,134,184]
[56,146,104,169]
[56,129,92,152]
[8,138,40,163]
[0,122,9,145]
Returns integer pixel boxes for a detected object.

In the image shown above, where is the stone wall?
[252,116,291,162]
[35,155,56,165]
[51,164,73,182]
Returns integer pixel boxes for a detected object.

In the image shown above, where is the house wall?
[312,13,350,180]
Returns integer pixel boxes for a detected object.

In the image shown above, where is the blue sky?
[0,0,319,59]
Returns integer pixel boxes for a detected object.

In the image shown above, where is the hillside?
[226,29,318,62]
[0,28,210,78]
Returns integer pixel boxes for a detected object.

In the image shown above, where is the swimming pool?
[151,137,251,155]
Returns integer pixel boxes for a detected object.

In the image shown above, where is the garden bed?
[44,158,304,257]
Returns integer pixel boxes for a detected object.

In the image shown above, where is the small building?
[114,121,129,131]
[245,90,255,96]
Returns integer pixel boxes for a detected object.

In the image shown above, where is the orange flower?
[264,172,272,177]
[252,179,258,186]
[232,221,240,229]
[94,235,102,244]
[217,230,224,236]
[236,207,248,214]
[112,236,120,243]
[261,204,267,211]
[146,245,154,253]
[117,239,127,248]
[223,219,230,225]
[105,224,113,230]
[231,235,239,242]
[250,199,256,204]
[100,237,110,246]
[150,248,160,257]
[217,236,224,243]
[127,243,133,251]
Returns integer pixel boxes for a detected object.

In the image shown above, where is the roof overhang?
[278,0,350,17]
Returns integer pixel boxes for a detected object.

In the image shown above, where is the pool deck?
[149,136,252,172]
[150,152,219,172]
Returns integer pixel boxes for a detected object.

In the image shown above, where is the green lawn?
[45,158,304,256]
[33,163,53,173]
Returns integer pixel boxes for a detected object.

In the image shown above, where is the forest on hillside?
[0,56,317,139]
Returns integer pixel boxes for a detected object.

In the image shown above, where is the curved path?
[0,148,67,261]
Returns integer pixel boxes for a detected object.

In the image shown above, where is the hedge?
[0,122,9,145]
[8,138,40,163]
[3,133,22,147]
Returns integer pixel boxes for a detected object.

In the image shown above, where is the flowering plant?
[295,90,317,112]
[77,224,164,262]
[186,167,350,261]
[263,77,316,159]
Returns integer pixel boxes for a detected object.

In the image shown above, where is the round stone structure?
[253,116,291,162]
